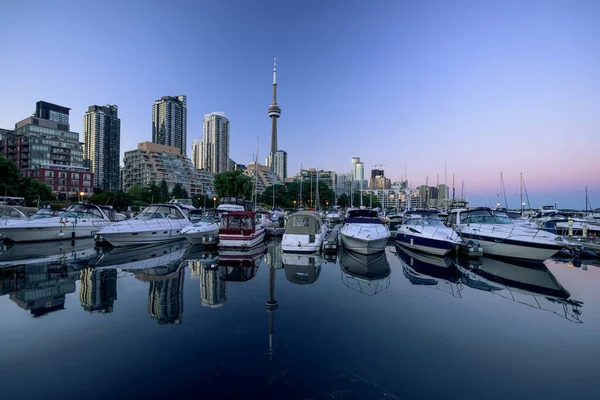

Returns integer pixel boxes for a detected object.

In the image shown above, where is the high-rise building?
[351,157,360,180]
[2,101,93,195]
[191,138,202,169]
[270,150,287,181]
[152,95,187,156]
[244,162,281,194]
[123,142,214,196]
[83,105,121,191]
[35,101,70,125]
[199,112,230,173]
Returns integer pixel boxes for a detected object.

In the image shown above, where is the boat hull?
[459,232,564,262]
[182,224,219,245]
[97,229,187,247]
[218,228,266,248]
[340,234,388,255]
[395,233,457,256]
[281,233,324,253]
[0,223,107,242]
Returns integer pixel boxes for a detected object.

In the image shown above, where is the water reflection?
[0,238,96,268]
[139,263,185,325]
[187,247,225,308]
[0,264,79,317]
[90,240,190,270]
[282,252,322,285]
[218,243,267,282]
[394,244,464,298]
[79,268,117,313]
[455,256,584,323]
[339,248,391,296]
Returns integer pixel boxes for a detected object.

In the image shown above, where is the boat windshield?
[220,214,253,230]
[404,215,445,227]
[346,209,381,223]
[62,204,106,219]
[461,210,513,225]
[30,208,63,219]
[136,205,185,220]
[0,205,27,220]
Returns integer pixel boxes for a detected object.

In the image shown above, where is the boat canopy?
[346,209,382,224]
[402,210,445,226]
[219,211,256,230]
[64,203,109,219]
[285,211,322,235]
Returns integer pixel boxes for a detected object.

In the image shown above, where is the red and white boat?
[218,211,266,248]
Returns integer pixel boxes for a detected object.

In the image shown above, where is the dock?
[322,227,339,253]
[564,236,600,256]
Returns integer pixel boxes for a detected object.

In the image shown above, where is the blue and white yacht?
[395,211,462,256]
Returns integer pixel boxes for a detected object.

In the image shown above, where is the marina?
[1,238,598,399]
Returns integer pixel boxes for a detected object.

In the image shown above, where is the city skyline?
[1,1,598,208]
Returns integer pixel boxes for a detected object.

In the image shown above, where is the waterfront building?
[79,268,117,313]
[198,112,230,173]
[361,189,407,209]
[369,169,391,190]
[0,101,93,196]
[191,138,202,169]
[83,105,121,191]
[270,150,287,181]
[122,141,213,196]
[152,95,187,156]
[336,172,353,196]
[245,162,281,194]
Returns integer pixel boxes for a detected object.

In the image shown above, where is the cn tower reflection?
[264,241,282,359]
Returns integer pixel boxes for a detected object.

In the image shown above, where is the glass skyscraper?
[152,95,187,156]
[83,105,121,191]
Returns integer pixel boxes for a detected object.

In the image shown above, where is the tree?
[260,184,289,208]
[214,170,252,199]
[147,182,161,204]
[338,193,349,208]
[158,180,170,202]
[171,183,189,199]
[18,177,54,206]
[128,183,149,203]
[0,155,22,196]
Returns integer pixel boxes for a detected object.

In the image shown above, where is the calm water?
[1,238,599,399]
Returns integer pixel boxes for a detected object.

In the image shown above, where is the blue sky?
[0,0,598,209]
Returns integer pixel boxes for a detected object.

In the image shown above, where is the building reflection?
[0,264,79,317]
[79,268,117,313]
[136,264,185,325]
[266,248,279,360]
[339,248,391,296]
[188,248,225,308]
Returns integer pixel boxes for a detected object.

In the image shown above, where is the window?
[46,171,54,177]
[58,172,66,178]
[45,178,54,185]
[84,174,91,180]
[72,173,79,179]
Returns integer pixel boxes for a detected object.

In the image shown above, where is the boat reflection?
[0,264,79,317]
[90,240,190,270]
[339,248,391,296]
[188,248,225,308]
[394,244,464,298]
[264,240,283,270]
[456,256,583,323]
[282,252,322,285]
[218,243,267,282]
[0,238,96,268]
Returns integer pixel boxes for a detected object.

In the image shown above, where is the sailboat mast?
[520,172,523,215]
[254,137,259,210]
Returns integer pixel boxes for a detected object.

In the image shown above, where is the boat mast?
[315,167,320,211]
[299,162,303,208]
[520,172,523,215]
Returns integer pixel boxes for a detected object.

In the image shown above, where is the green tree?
[128,183,149,202]
[18,177,54,206]
[338,193,349,208]
[214,170,252,199]
[0,155,22,196]
[147,182,161,204]
[89,191,112,206]
[260,184,289,208]
[158,180,170,203]
[171,183,189,199]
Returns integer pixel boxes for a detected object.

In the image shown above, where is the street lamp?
[293,200,296,210]
[79,191,85,203]
[213,197,217,208]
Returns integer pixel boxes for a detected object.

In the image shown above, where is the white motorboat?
[325,209,342,225]
[448,207,567,262]
[0,205,29,226]
[218,211,266,248]
[340,208,390,255]
[0,203,114,243]
[95,203,192,247]
[282,252,322,284]
[281,211,328,253]
[216,196,248,212]
[181,209,220,245]
[395,211,462,256]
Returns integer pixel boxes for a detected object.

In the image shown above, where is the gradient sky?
[1,0,598,209]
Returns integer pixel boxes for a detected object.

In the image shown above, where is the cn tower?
[268,56,281,154]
